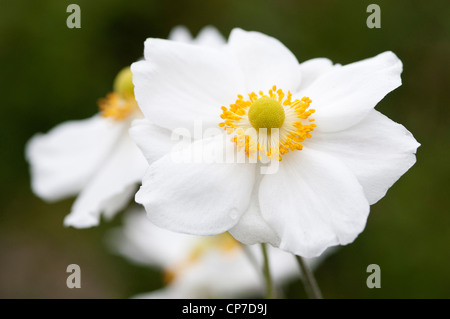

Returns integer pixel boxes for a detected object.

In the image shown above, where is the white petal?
[259,147,370,258]
[25,115,124,202]
[64,133,148,228]
[305,110,420,204]
[135,135,256,235]
[302,51,402,132]
[194,25,226,48]
[132,39,245,134]
[298,58,335,90]
[229,182,280,246]
[227,28,302,93]
[167,25,193,43]
[129,119,177,164]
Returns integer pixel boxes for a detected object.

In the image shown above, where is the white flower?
[131,28,420,257]
[26,67,146,227]
[108,208,326,298]
[25,25,226,228]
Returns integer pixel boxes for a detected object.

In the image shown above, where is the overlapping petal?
[259,147,370,257]
[135,135,256,235]
[132,39,246,134]
[227,28,302,93]
[229,181,280,247]
[304,110,420,204]
[129,119,178,164]
[297,57,335,90]
[301,51,402,132]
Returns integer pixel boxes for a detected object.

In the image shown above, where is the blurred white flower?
[25,25,226,228]
[26,67,146,228]
[108,208,326,298]
[131,28,420,257]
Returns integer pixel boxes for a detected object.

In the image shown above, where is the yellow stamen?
[99,66,138,121]
[113,66,135,97]
[219,86,316,161]
[98,92,138,121]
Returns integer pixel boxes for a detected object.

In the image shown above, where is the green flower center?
[113,66,134,97]
[248,96,285,130]
[99,66,138,121]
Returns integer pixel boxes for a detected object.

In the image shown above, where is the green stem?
[261,243,274,299]
[295,255,323,299]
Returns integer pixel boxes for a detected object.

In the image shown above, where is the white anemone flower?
[108,208,326,298]
[131,28,420,257]
[25,25,226,228]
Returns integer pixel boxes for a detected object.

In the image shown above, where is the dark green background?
[1,0,449,298]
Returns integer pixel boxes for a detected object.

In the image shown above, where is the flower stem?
[295,255,323,299]
[261,243,274,299]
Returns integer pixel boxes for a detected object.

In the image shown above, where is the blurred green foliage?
[0,0,449,298]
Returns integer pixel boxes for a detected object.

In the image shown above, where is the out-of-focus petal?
[25,115,125,201]
[64,134,147,228]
